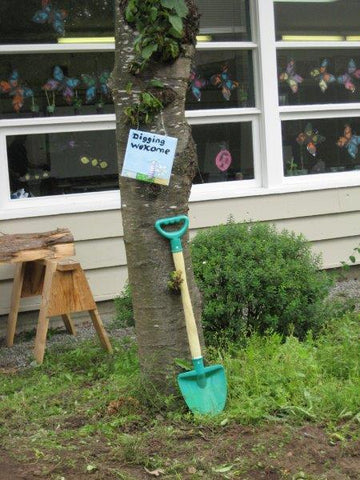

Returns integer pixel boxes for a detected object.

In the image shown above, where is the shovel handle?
[172,250,202,360]
[155,215,189,253]
[155,215,202,360]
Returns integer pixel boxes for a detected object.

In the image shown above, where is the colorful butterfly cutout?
[279,59,303,93]
[296,123,325,157]
[0,70,33,112]
[310,59,336,93]
[337,59,360,93]
[336,124,360,159]
[210,65,239,101]
[43,66,79,104]
[32,0,67,36]
[81,71,111,103]
[189,70,207,101]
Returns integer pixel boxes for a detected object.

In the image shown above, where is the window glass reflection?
[282,118,360,177]
[7,130,118,198]
[186,51,254,110]
[0,53,114,118]
[192,122,254,183]
[274,0,360,42]
[196,0,251,42]
[0,1,114,44]
[278,50,360,106]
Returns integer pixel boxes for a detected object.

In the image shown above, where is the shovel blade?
[177,365,227,415]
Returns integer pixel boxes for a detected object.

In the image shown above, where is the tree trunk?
[111,1,202,393]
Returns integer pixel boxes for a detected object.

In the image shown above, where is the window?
[275,0,360,178]
[1,1,359,220]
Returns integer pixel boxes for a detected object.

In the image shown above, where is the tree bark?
[0,229,74,264]
[111,1,202,393]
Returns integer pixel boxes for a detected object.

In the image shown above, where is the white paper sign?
[121,129,178,186]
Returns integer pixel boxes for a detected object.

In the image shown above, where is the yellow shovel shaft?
[172,251,202,360]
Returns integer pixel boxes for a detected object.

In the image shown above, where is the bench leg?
[33,260,57,364]
[6,262,26,347]
[88,308,113,354]
[61,314,77,336]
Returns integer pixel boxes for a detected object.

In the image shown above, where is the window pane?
[0,1,114,44]
[196,0,251,42]
[274,0,360,42]
[186,51,254,110]
[0,53,114,118]
[277,50,360,106]
[282,118,360,177]
[7,130,118,199]
[192,122,254,183]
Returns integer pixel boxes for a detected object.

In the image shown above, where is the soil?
[1,423,360,479]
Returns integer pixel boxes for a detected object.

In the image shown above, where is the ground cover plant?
[1,312,360,479]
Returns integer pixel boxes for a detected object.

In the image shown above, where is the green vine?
[124,90,163,126]
[124,0,189,71]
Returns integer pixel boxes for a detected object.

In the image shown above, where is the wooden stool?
[2,229,112,364]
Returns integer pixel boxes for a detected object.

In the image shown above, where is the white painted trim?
[3,171,360,220]
[276,41,360,50]
[0,43,115,54]
[280,105,360,120]
[255,0,284,188]
[196,42,257,50]
[0,114,115,129]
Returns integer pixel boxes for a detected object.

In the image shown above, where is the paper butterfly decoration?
[279,59,303,93]
[336,124,360,159]
[189,70,207,101]
[81,71,111,103]
[0,70,33,112]
[215,148,232,172]
[296,123,325,157]
[32,0,67,36]
[210,65,239,101]
[43,66,79,104]
[310,59,336,93]
[337,59,360,93]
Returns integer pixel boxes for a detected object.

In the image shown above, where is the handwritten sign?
[121,129,177,186]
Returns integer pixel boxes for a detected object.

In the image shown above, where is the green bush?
[190,220,333,343]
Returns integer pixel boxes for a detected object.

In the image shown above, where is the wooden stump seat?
[0,228,112,364]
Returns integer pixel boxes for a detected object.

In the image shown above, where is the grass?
[1,313,360,478]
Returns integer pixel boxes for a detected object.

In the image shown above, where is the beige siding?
[1,185,360,314]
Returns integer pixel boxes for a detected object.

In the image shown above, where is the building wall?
[1,184,359,315]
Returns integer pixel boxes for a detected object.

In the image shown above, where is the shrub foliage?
[190,220,332,342]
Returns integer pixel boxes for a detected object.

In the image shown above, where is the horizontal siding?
[1,185,360,315]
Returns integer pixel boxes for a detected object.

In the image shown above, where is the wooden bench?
[1,228,112,364]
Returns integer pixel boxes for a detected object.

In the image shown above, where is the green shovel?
[155,215,227,415]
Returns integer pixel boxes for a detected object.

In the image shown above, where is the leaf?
[161,0,188,17]
[168,15,183,35]
[86,464,98,473]
[147,79,164,88]
[141,44,158,60]
[174,358,192,371]
[144,467,165,477]
[212,464,234,473]
[350,255,356,263]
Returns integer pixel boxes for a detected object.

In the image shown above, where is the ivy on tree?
[122,0,191,126]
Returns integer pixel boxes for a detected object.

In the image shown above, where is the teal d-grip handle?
[155,215,189,252]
